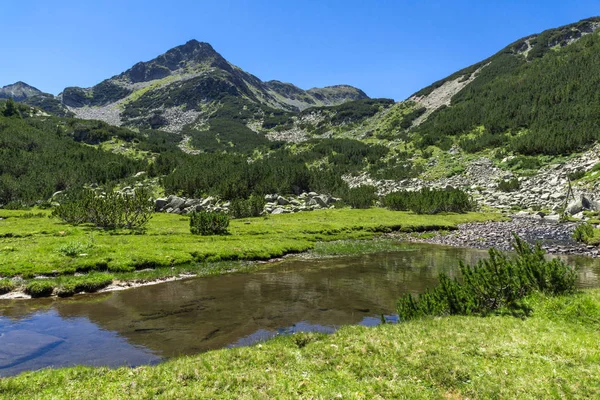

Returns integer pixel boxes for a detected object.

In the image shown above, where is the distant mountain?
[57,40,368,132]
[0,82,43,102]
[0,82,73,117]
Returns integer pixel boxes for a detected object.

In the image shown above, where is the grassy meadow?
[0,208,501,297]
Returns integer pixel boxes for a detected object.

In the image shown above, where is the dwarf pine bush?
[573,223,595,243]
[52,187,153,230]
[190,211,229,235]
[397,236,577,321]
[344,186,377,209]
[384,188,474,214]
[230,195,265,218]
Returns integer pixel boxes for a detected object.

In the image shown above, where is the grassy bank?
[1,289,598,398]
[0,208,500,297]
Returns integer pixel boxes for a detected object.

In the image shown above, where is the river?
[1,242,599,377]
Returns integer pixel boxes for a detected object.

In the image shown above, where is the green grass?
[0,208,501,296]
[310,238,412,256]
[2,289,599,398]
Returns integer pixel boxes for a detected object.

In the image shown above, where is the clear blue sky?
[1,0,599,100]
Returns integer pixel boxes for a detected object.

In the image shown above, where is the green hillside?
[412,17,600,155]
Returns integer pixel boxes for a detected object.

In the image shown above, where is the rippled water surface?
[2,243,599,377]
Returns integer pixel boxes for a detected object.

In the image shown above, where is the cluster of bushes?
[230,195,265,218]
[52,187,154,230]
[397,237,577,321]
[384,188,474,214]
[497,178,520,192]
[190,211,229,235]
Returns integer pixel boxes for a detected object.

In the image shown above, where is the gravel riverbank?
[403,216,599,258]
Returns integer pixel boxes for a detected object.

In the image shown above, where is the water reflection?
[1,243,600,377]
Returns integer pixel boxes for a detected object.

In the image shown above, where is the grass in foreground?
[0,208,500,296]
[2,290,599,398]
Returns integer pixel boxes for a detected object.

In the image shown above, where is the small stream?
[1,242,600,377]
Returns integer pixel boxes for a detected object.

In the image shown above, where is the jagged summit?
[0,81,43,102]
[118,40,228,84]
[56,40,368,131]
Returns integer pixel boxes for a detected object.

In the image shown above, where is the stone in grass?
[271,208,285,215]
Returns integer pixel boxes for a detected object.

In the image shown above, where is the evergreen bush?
[52,187,153,230]
[230,195,265,219]
[343,186,377,209]
[573,223,595,243]
[189,211,229,235]
[384,188,474,214]
[397,236,577,321]
[497,178,521,192]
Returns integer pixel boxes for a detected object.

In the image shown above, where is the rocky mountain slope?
[0,82,43,101]
[55,40,367,132]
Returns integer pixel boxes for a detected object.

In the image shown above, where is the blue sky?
[1,0,599,100]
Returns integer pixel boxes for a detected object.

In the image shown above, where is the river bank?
[0,209,501,299]
[2,289,599,398]
[403,215,599,257]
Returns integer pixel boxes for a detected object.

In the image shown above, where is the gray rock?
[167,196,185,210]
[201,197,214,207]
[565,199,583,215]
[155,198,168,211]
[277,196,289,206]
[314,195,330,207]
[271,208,285,215]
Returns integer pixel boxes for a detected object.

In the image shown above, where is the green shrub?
[568,169,586,181]
[497,178,521,192]
[230,195,265,218]
[25,280,55,298]
[0,279,15,295]
[190,211,230,235]
[52,187,154,230]
[57,241,92,257]
[56,274,113,297]
[384,188,474,214]
[343,186,377,209]
[397,236,577,321]
[573,223,595,243]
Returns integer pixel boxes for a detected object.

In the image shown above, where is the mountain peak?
[0,81,43,102]
[118,39,226,84]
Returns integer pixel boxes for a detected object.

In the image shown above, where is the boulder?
[155,198,168,211]
[545,214,561,222]
[277,196,289,206]
[201,197,214,207]
[271,208,285,215]
[314,195,329,208]
[167,196,185,210]
[565,199,583,215]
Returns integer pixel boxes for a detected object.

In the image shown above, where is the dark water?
[1,243,599,377]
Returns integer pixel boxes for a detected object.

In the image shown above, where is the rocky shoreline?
[403,215,599,258]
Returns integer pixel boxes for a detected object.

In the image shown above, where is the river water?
[1,243,599,377]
